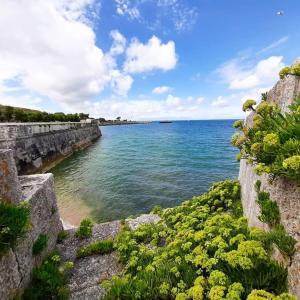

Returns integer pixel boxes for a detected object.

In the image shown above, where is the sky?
[0,0,300,120]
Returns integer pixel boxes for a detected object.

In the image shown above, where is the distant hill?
[0,104,41,114]
[0,104,89,123]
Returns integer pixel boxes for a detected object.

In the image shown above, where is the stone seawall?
[239,62,300,297]
[0,150,63,299]
[0,122,101,174]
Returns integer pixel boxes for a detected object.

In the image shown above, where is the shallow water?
[51,120,239,225]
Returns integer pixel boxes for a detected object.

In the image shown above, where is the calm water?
[51,120,239,225]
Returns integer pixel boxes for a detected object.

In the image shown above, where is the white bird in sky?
[277,11,284,16]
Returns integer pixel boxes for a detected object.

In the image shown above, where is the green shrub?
[0,201,30,256]
[232,97,300,181]
[242,99,257,112]
[75,218,93,239]
[57,230,68,243]
[76,238,114,258]
[103,180,294,300]
[255,187,281,227]
[32,234,48,255]
[279,63,300,79]
[23,252,73,300]
[254,181,296,257]
[279,67,292,79]
[268,225,297,257]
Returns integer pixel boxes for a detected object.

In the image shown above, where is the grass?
[57,230,68,243]
[0,201,30,256]
[23,252,73,300]
[76,238,114,258]
[32,234,48,255]
[75,218,93,239]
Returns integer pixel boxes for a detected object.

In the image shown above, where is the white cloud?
[217,56,284,90]
[110,30,127,56]
[258,36,288,54]
[212,96,229,108]
[66,94,211,120]
[152,86,171,94]
[0,0,178,111]
[196,97,204,104]
[0,0,114,106]
[124,36,177,73]
[114,0,140,20]
[110,70,133,96]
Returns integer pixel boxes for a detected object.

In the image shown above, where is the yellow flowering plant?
[232,95,300,181]
[103,181,295,299]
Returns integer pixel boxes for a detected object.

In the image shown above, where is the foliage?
[0,104,89,123]
[57,230,68,244]
[32,234,48,255]
[75,218,93,239]
[268,225,296,257]
[247,289,297,300]
[232,96,300,181]
[242,99,256,112]
[0,201,30,256]
[23,252,73,300]
[102,180,294,300]
[279,63,300,79]
[255,182,280,227]
[76,238,114,258]
[254,181,296,257]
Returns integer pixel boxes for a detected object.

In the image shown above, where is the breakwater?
[0,122,101,174]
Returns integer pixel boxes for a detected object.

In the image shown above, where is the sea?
[51,120,239,225]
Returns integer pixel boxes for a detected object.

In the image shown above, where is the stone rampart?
[239,61,300,297]
[0,122,101,174]
[0,150,63,299]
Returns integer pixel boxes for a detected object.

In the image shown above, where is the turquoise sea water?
[51,120,239,224]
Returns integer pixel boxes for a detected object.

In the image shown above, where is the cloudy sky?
[0,0,300,120]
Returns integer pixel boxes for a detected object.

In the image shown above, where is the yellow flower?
[282,156,300,171]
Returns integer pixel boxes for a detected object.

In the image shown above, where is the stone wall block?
[0,149,22,204]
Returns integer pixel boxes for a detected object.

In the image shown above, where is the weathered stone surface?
[267,74,300,112]
[127,213,161,230]
[0,122,101,174]
[239,65,300,297]
[0,171,63,300]
[57,215,161,299]
[0,149,22,203]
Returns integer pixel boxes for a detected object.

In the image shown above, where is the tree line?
[0,105,89,122]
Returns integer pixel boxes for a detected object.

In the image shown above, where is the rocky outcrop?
[0,122,101,174]
[57,214,161,300]
[239,61,300,297]
[0,150,63,300]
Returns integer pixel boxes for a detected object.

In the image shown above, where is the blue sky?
[0,0,300,120]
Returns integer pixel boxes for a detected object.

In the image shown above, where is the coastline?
[99,121,151,126]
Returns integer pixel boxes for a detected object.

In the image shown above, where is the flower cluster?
[102,181,295,299]
[232,95,300,181]
[279,63,300,79]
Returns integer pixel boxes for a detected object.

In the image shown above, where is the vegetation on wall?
[102,180,296,300]
[76,238,114,258]
[75,218,94,239]
[57,230,69,244]
[279,62,300,79]
[32,234,48,255]
[255,181,296,258]
[0,104,89,122]
[0,201,30,256]
[23,252,73,300]
[232,96,300,181]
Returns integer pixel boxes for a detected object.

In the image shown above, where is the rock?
[0,170,62,299]
[126,213,162,231]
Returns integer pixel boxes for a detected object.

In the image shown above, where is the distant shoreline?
[99,121,151,126]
